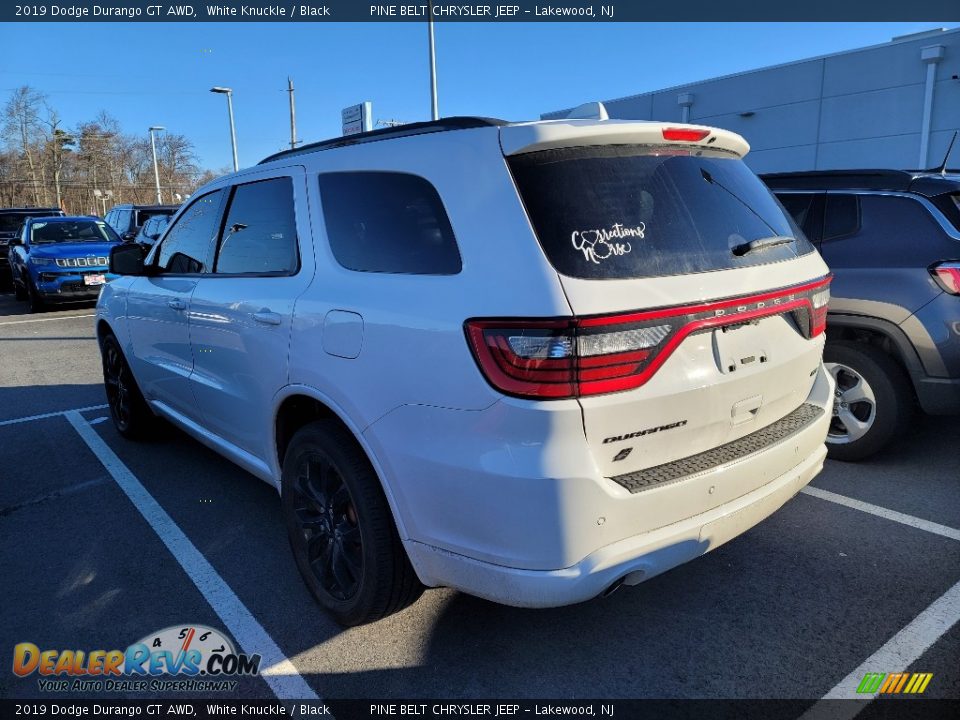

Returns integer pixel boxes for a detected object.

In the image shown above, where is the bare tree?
[3,86,46,205]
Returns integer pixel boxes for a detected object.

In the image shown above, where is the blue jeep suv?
[8,216,123,312]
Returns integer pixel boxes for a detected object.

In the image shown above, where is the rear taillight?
[466,276,831,399]
[662,127,710,142]
[931,262,960,295]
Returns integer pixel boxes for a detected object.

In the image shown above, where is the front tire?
[282,420,423,626]
[26,279,45,312]
[13,273,27,301]
[823,341,913,462]
[100,333,154,439]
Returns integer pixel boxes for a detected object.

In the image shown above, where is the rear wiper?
[732,235,794,257]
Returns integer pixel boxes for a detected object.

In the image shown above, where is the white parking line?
[801,486,960,542]
[64,410,320,701]
[800,578,960,719]
[0,404,108,427]
[0,313,95,326]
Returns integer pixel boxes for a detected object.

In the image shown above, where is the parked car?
[764,169,960,461]
[9,216,122,311]
[98,117,834,625]
[104,204,178,242]
[133,214,170,249]
[0,207,64,280]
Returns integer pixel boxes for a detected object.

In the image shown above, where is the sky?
[1,21,958,172]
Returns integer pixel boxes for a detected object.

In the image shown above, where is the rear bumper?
[367,363,834,607]
[407,444,826,607]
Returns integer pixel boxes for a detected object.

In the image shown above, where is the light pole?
[427,2,438,120]
[210,86,239,171]
[148,126,165,204]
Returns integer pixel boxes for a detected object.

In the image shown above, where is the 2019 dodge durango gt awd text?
[97,117,834,625]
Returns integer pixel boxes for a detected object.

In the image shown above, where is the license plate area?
[84,274,105,286]
[712,321,768,375]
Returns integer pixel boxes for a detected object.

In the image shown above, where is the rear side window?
[777,193,819,240]
[823,195,861,241]
[820,194,952,268]
[156,190,223,274]
[508,145,813,280]
[318,171,461,275]
[215,178,299,275]
[932,192,960,233]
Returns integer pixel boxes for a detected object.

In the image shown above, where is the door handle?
[252,310,282,326]
[167,298,186,311]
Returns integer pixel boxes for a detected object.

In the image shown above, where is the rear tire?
[282,420,423,626]
[823,341,913,462]
[100,333,154,439]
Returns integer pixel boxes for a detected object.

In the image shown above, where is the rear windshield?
[508,145,814,280]
[135,208,175,227]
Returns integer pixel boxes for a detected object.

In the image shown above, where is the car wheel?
[100,333,153,439]
[13,274,27,301]
[26,279,45,312]
[823,341,913,462]
[282,420,423,626]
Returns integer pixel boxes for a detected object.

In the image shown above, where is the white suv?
[98,117,834,625]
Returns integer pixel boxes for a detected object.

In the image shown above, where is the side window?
[215,177,299,275]
[318,171,461,275]
[156,190,223,274]
[820,194,946,268]
[822,194,860,242]
[115,208,133,234]
[776,193,818,240]
[104,210,116,228]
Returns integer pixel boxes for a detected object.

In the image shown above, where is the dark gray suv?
[764,169,960,461]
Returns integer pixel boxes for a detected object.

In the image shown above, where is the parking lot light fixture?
[148,126,165,205]
[210,86,239,172]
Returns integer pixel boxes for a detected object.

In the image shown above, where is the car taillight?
[466,276,831,400]
[662,127,710,142]
[931,262,960,295]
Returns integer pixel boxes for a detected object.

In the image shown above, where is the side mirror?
[110,243,147,276]
[7,238,22,247]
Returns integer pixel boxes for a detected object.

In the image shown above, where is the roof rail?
[259,116,509,165]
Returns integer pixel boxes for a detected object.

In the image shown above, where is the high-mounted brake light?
[662,128,710,142]
[931,262,960,295]
[466,276,831,399]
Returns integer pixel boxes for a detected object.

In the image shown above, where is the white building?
[542,28,960,173]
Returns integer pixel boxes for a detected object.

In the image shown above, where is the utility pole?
[287,77,298,150]
[427,1,438,120]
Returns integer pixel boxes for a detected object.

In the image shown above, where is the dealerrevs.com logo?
[12,625,261,693]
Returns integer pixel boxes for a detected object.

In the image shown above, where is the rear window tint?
[508,145,813,280]
[318,171,461,275]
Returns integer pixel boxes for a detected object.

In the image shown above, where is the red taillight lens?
[466,276,832,400]
[931,262,960,295]
[662,127,710,142]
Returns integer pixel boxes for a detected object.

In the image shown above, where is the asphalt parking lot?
[1,291,958,704]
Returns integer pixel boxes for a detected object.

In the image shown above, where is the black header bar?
[3,1,960,22]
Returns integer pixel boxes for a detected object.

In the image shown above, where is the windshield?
[508,145,814,280]
[30,219,120,244]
